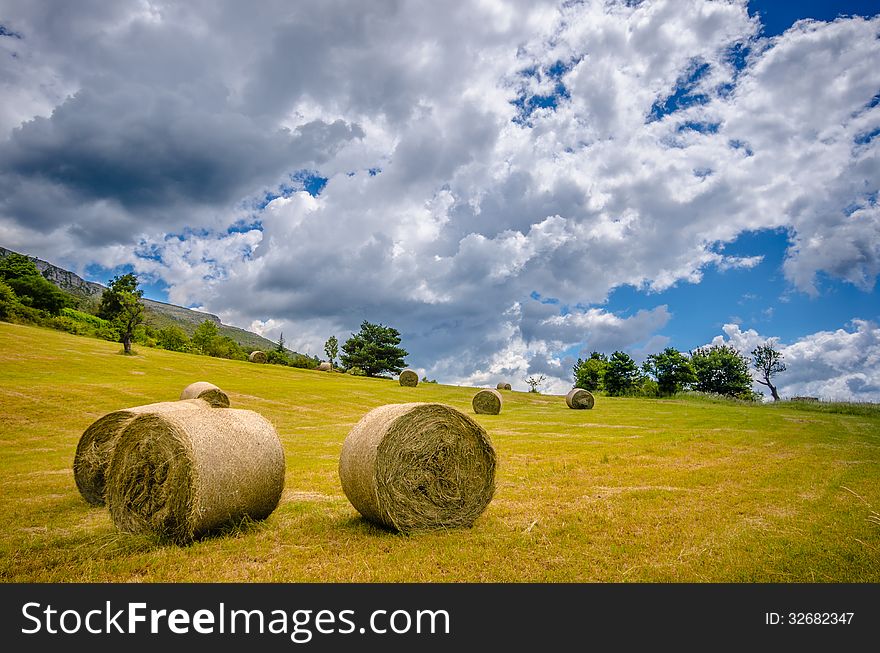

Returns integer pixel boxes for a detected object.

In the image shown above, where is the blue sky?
[1,0,878,399]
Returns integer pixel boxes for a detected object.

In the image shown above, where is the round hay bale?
[179,381,230,408]
[317,362,332,371]
[472,388,503,415]
[248,350,267,364]
[73,399,210,506]
[398,369,419,387]
[565,387,595,409]
[106,408,285,544]
[496,382,512,391]
[339,402,496,532]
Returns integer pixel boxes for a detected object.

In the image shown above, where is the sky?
[0,0,878,400]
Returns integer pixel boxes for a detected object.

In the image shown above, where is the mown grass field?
[1,321,878,582]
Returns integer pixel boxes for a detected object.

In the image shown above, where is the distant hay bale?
[317,362,332,371]
[565,388,595,409]
[496,382,512,391]
[339,402,496,532]
[106,408,285,544]
[73,398,210,507]
[399,369,419,387]
[248,350,267,364]
[179,381,230,408]
[473,388,503,415]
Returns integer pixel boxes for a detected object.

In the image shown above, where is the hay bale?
[248,350,267,363]
[317,362,332,372]
[339,402,496,532]
[399,369,419,387]
[106,408,285,544]
[73,399,210,506]
[496,382,512,391]
[179,381,230,408]
[565,388,595,409]
[473,388,503,415]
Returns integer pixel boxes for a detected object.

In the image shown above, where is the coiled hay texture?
[496,382,512,391]
[398,369,419,387]
[248,350,267,363]
[565,388,595,409]
[179,381,231,408]
[339,402,496,532]
[472,389,503,415]
[73,398,210,506]
[317,362,332,371]
[106,408,285,544]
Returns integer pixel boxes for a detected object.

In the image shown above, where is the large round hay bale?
[73,399,210,506]
[179,381,230,408]
[339,402,496,532]
[565,387,595,409]
[248,350,267,364]
[398,369,419,387]
[106,408,285,544]
[317,362,332,371]
[473,388,503,415]
[496,382,512,391]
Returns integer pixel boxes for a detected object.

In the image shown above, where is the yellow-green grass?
[1,321,878,582]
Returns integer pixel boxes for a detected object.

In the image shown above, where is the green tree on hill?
[643,347,697,396]
[0,253,71,315]
[573,352,608,392]
[192,320,220,353]
[603,351,640,396]
[691,344,754,399]
[752,342,786,402]
[324,335,338,368]
[340,321,408,377]
[157,325,190,352]
[98,273,144,354]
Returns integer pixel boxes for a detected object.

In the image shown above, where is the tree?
[340,321,408,377]
[752,342,786,401]
[603,351,640,396]
[0,279,17,321]
[573,352,608,392]
[691,344,753,399]
[324,335,338,368]
[97,273,144,354]
[276,332,286,353]
[191,320,220,353]
[525,374,547,393]
[157,325,190,352]
[0,253,71,315]
[643,347,697,396]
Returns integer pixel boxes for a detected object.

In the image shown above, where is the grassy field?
[1,321,878,582]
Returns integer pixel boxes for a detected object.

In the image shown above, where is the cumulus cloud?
[0,1,878,392]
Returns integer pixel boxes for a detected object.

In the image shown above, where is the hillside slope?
[1,321,878,582]
[0,245,286,353]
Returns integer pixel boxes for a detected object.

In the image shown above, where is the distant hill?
[0,245,288,354]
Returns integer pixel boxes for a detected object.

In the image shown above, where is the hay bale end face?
[473,388,503,415]
[106,408,285,544]
[339,402,496,532]
[248,350,268,364]
[179,381,230,408]
[317,362,332,371]
[398,369,419,387]
[496,382,512,391]
[73,399,210,506]
[565,388,595,409]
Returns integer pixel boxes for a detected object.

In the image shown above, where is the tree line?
[573,343,785,401]
[2,254,787,395]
